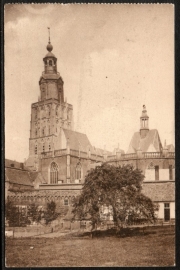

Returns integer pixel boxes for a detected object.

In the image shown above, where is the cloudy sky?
[5,4,174,162]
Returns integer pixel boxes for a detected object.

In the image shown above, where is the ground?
[5,225,175,267]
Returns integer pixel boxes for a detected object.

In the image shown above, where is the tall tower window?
[155,166,159,181]
[49,60,53,66]
[35,145,38,155]
[42,143,45,152]
[49,144,51,151]
[76,163,82,179]
[42,128,45,136]
[50,162,58,184]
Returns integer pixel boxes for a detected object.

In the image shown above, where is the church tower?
[140,105,149,138]
[25,33,74,170]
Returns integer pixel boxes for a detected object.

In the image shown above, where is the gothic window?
[50,162,58,184]
[76,163,82,179]
[35,145,38,155]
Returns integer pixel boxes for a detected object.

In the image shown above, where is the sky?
[5,4,174,162]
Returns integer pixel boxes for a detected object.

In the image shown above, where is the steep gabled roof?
[63,129,94,153]
[62,129,113,156]
[142,182,175,202]
[127,129,162,154]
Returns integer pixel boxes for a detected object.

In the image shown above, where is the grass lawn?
[5,225,175,267]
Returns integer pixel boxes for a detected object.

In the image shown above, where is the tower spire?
[46,27,53,52]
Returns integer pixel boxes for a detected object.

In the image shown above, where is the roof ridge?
[62,128,88,136]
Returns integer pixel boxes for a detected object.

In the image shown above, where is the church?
[5,38,175,222]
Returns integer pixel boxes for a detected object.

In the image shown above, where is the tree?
[44,201,59,225]
[5,200,30,227]
[27,203,43,224]
[72,164,158,233]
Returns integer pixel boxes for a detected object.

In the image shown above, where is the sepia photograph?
[4,3,175,267]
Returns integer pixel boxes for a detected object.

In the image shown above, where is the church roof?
[62,129,113,155]
[142,181,175,202]
[127,129,162,154]
[63,129,93,153]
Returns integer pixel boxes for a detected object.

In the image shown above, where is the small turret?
[140,105,149,138]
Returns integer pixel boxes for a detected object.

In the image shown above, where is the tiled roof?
[142,181,175,202]
[63,129,94,153]
[63,129,113,156]
[5,167,35,187]
[127,129,162,153]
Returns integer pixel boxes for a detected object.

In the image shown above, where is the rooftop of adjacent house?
[142,181,175,202]
[127,129,163,154]
[5,159,37,187]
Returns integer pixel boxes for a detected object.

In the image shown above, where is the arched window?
[64,197,69,206]
[35,145,38,155]
[42,128,45,136]
[49,144,51,151]
[76,163,82,179]
[50,162,58,184]
[49,60,52,66]
[42,143,45,152]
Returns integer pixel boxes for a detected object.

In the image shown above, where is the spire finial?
[46,27,53,52]
[47,27,51,44]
